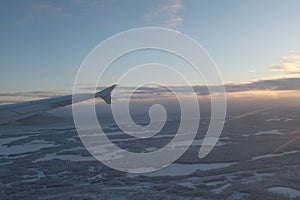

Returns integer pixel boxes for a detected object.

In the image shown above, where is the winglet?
[95,84,117,104]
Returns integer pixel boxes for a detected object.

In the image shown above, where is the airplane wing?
[0,84,117,125]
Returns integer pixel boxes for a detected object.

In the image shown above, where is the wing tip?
[96,84,117,104]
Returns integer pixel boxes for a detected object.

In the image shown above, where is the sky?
[1,0,300,103]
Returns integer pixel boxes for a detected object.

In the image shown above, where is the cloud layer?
[1,76,300,105]
[90,77,300,97]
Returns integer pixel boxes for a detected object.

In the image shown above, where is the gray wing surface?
[0,85,116,125]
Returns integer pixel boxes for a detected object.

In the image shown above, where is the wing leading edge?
[0,84,117,126]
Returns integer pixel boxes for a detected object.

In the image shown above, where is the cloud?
[270,53,300,72]
[222,77,300,93]
[81,77,300,98]
[126,77,300,96]
[0,90,66,105]
[0,91,64,98]
[0,100,21,105]
[286,71,300,75]
[2,76,299,105]
[144,0,183,27]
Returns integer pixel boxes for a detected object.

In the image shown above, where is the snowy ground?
[1,108,300,199]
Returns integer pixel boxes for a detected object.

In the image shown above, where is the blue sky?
[1,0,300,97]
